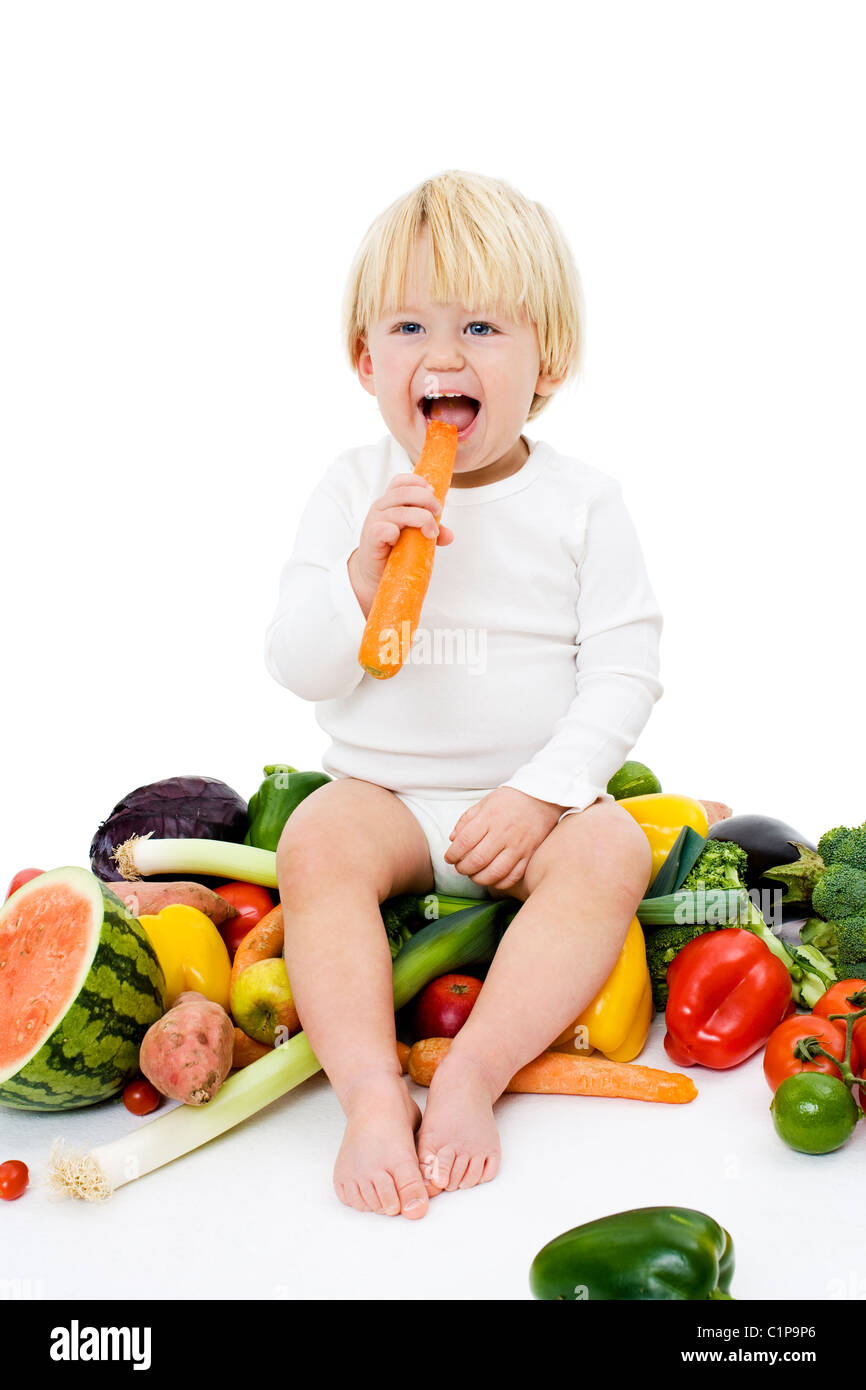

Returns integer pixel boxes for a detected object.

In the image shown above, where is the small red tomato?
[213,883,275,960]
[763,1014,857,1092]
[123,1078,161,1116]
[0,1160,29,1200]
[4,869,44,901]
[413,974,483,1040]
[812,979,866,1060]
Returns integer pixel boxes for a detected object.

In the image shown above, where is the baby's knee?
[603,801,653,894]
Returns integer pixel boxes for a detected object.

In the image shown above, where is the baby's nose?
[424,336,465,371]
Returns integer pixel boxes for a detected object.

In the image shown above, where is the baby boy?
[265,169,662,1220]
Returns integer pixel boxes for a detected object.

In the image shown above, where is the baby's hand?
[443,788,565,892]
[352,474,454,603]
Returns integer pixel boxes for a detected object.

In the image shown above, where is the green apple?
[230,958,299,1045]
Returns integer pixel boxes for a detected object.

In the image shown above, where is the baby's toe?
[420,1144,457,1191]
[392,1161,429,1219]
[446,1153,471,1191]
[372,1172,401,1216]
[340,1180,368,1213]
[480,1152,500,1184]
[458,1154,487,1189]
[359,1179,384,1213]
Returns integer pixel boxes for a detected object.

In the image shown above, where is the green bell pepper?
[530,1206,735,1300]
[244,765,331,852]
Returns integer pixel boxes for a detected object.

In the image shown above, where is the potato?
[139,990,234,1105]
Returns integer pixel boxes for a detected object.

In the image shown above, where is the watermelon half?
[0,867,166,1111]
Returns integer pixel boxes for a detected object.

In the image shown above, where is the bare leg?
[276,777,436,1219]
[415,800,652,1192]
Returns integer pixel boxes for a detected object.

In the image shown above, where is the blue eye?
[396,322,423,335]
[467,322,495,336]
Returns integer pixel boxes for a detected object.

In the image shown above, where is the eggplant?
[707,813,816,925]
[90,775,248,887]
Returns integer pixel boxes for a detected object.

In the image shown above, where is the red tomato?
[763,1014,857,1092]
[123,1078,161,1116]
[413,974,483,1040]
[4,869,44,901]
[812,979,866,1062]
[0,1160,29,1200]
[213,883,275,959]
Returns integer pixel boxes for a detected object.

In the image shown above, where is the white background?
[1,1,865,1305]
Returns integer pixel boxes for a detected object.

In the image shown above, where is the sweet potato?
[699,801,733,827]
[101,879,239,928]
[139,990,235,1105]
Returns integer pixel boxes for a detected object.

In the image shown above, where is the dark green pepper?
[530,1207,735,1300]
[244,765,331,851]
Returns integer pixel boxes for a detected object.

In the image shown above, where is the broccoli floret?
[380,893,420,959]
[812,863,866,922]
[681,840,749,893]
[803,915,866,981]
[645,924,709,1010]
[818,823,866,874]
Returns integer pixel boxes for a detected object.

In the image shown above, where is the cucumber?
[391,900,515,1011]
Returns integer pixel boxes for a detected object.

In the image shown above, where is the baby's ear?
[534,367,567,399]
[356,341,376,397]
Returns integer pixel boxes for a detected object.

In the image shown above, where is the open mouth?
[418,393,481,438]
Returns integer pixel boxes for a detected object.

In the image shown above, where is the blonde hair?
[342,170,585,421]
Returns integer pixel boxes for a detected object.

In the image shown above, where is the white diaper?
[393,789,495,899]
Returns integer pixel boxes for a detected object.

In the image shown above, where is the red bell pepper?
[664,928,792,1069]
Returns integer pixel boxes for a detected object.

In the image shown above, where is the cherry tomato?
[213,882,275,960]
[413,974,483,1040]
[812,979,866,1062]
[4,869,44,901]
[122,1078,161,1116]
[0,1160,29,1200]
[763,1013,857,1092]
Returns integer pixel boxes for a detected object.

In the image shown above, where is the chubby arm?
[264,466,370,702]
[499,478,663,813]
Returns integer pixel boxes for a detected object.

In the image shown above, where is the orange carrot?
[230,904,284,991]
[358,418,458,679]
[407,1038,698,1104]
[231,1027,272,1070]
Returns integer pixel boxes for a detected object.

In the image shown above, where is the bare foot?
[333,1069,431,1219]
[416,1053,501,1195]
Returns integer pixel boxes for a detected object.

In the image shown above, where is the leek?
[47,1033,319,1201]
[112,832,279,888]
[636,889,750,930]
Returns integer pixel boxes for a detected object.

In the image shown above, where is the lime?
[607,760,662,800]
[770,1072,859,1154]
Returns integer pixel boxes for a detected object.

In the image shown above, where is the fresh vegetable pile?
[2,754,864,1303]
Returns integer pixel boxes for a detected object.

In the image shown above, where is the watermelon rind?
[0,866,166,1112]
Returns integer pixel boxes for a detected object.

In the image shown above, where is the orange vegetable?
[230,904,284,990]
[407,1038,698,1104]
[231,1027,271,1070]
[358,418,458,679]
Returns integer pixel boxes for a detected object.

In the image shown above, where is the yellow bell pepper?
[618,792,709,881]
[137,904,232,1010]
[551,917,653,1063]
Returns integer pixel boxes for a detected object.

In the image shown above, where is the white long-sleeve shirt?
[265,433,663,812]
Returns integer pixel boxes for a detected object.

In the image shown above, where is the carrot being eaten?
[407,1038,698,1104]
[358,417,459,679]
